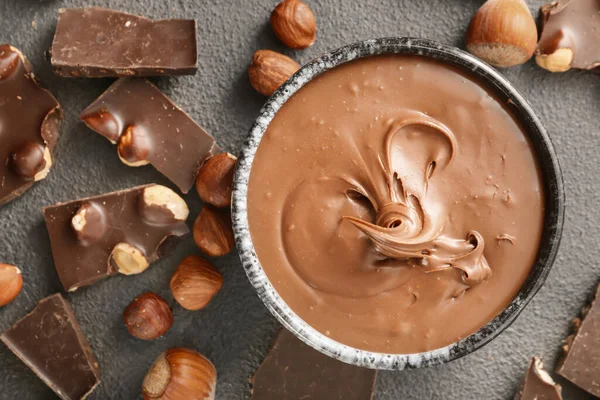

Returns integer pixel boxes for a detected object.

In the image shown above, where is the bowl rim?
[232,37,565,370]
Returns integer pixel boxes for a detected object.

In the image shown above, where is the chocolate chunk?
[0,44,62,206]
[515,357,562,400]
[49,8,198,77]
[556,283,600,397]
[43,184,189,291]
[536,0,600,70]
[251,329,377,400]
[80,78,217,192]
[1,294,100,400]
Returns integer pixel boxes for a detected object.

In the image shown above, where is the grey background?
[0,0,598,399]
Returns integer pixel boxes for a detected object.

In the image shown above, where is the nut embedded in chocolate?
[118,125,152,167]
[110,242,150,275]
[11,141,52,182]
[71,202,108,246]
[139,185,189,225]
[80,109,121,143]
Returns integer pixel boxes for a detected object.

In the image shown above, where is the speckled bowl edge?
[232,37,565,370]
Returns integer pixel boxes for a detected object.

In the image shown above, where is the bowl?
[232,37,565,370]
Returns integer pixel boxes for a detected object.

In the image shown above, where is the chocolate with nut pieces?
[0,44,62,206]
[80,78,217,193]
[50,8,198,77]
[536,0,600,71]
[251,329,377,400]
[43,184,189,291]
[1,294,100,400]
[556,283,600,397]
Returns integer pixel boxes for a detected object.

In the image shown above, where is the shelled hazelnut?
[123,292,173,340]
[248,50,300,96]
[196,153,237,208]
[193,206,235,257]
[0,264,23,306]
[271,0,317,49]
[170,256,223,311]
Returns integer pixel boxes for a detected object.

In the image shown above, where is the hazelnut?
[110,242,150,275]
[248,50,300,96]
[170,256,223,311]
[193,206,235,257]
[465,0,538,68]
[142,348,216,400]
[123,292,173,340]
[11,141,52,181]
[140,185,189,225]
[80,109,121,143]
[0,264,23,307]
[535,48,573,72]
[271,0,317,49]
[71,202,107,246]
[117,125,152,167]
[196,153,237,208]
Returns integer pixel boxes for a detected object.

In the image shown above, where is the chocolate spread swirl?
[248,55,544,353]
[343,114,492,287]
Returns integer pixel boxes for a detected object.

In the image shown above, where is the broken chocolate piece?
[251,329,377,400]
[536,0,600,70]
[80,78,217,192]
[50,8,198,77]
[43,184,189,291]
[0,293,100,400]
[0,44,62,206]
[515,357,562,400]
[556,283,600,397]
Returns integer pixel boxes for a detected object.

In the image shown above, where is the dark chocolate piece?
[50,8,198,77]
[251,329,377,400]
[515,357,562,400]
[556,283,600,397]
[0,293,100,400]
[0,44,62,206]
[80,78,217,193]
[536,0,600,70]
[43,184,189,291]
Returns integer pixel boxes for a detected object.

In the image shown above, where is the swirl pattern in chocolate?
[248,55,545,353]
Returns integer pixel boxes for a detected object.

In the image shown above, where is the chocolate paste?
[0,44,62,206]
[248,55,545,353]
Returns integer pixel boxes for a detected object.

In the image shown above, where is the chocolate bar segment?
[0,44,62,206]
[515,357,562,400]
[536,0,600,70]
[556,283,600,397]
[43,184,189,291]
[50,8,198,77]
[0,294,100,400]
[251,329,377,400]
[80,78,216,192]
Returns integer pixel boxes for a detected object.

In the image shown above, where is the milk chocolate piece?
[556,283,600,397]
[80,78,217,192]
[0,44,62,206]
[536,0,600,70]
[251,329,377,400]
[0,294,100,400]
[50,8,198,77]
[515,357,562,400]
[43,184,189,291]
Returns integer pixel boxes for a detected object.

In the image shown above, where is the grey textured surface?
[0,0,597,399]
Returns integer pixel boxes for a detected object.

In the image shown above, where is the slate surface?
[0,1,598,399]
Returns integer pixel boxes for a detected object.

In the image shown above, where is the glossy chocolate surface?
[0,294,100,400]
[556,283,600,397]
[43,184,189,291]
[80,78,217,193]
[50,8,198,77]
[0,44,62,206]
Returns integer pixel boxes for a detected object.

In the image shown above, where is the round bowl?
[232,37,565,370]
